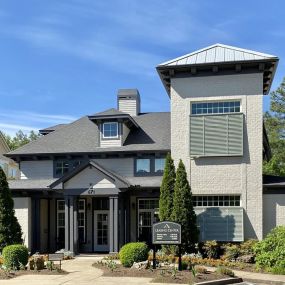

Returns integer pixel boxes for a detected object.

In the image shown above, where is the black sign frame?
[152,221,181,245]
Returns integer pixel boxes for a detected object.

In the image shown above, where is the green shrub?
[223,243,240,261]
[203,240,220,259]
[119,242,149,267]
[195,266,207,274]
[216,266,235,277]
[29,254,45,270]
[2,244,29,269]
[240,239,258,255]
[269,266,285,275]
[254,226,285,270]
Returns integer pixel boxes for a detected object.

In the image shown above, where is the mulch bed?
[0,268,68,280]
[93,263,233,284]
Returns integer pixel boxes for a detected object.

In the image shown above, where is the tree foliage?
[159,153,175,221]
[171,160,199,252]
[264,77,285,176]
[0,168,22,250]
[3,130,41,151]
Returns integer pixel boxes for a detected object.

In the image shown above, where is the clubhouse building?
[5,44,285,254]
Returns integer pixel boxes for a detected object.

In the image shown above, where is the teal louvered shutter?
[228,114,243,155]
[195,207,244,242]
[190,114,243,157]
[190,116,204,155]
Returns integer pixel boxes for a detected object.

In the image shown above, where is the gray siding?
[195,207,244,242]
[96,158,133,177]
[20,160,53,179]
[263,194,285,237]
[118,99,138,116]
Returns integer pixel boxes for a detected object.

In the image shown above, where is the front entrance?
[94,210,109,252]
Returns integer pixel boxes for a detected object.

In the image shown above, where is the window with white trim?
[137,199,159,243]
[193,195,241,207]
[192,101,240,115]
[102,122,118,138]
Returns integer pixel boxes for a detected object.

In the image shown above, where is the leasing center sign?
[152,221,181,245]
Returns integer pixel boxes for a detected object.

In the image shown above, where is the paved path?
[0,255,159,285]
[0,256,284,285]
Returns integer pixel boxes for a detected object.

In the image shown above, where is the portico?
[50,160,130,254]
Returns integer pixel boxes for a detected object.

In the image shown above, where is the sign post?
[152,221,182,270]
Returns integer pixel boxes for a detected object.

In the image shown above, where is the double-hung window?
[102,122,118,138]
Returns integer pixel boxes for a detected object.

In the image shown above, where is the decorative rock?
[131,260,149,270]
[236,254,255,263]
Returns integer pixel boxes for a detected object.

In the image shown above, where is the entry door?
[94,211,109,252]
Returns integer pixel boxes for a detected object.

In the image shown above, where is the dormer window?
[102,122,118,138]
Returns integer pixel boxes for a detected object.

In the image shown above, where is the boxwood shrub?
[119,242,149,267]
[254,226,285,271]
[2,244,29,269]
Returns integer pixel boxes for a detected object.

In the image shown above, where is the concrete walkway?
[0,255,284,285]
[205,266,285,284]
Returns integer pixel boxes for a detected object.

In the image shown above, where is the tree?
[264,77,285,176]
[3,130,41,151]
[171,160,199,253]
[0,167,22,250]
[159,153,175,221]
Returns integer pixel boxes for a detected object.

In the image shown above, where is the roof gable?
[50,160,130,190]
[158,43,278,66]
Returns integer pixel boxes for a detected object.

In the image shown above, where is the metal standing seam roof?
[158,43,278,66]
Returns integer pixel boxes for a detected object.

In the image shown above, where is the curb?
[243,278,285,285]
[195,277,243,285]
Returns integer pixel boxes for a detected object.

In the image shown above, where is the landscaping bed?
[93,262,236,284]
[0,266,67,279]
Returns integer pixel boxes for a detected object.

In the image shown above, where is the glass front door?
[94,211,109,252]
[138,199,159,244]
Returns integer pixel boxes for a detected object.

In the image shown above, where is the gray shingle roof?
[91,108,128,117]
[7,112,170,156]
[39,124,67,135]
[9,178,57,190]
[126,176,162,188]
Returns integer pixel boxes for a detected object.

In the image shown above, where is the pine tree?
[171,160,199,253]
[0,168,22,250]
[159,153,175,221]
[263,77,285,176]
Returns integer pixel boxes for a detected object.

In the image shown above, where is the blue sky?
[0,0,284,135]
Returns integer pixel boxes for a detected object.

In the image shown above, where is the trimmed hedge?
[119,242,149,267]
[254,226,285,272]
[2,244,29,269]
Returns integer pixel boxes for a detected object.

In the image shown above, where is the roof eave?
[88,114,139,128]
[157,58,279,96]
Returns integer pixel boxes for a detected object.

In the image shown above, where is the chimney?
[117,89,141,116]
